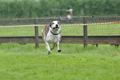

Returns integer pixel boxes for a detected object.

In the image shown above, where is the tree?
[0,0,120,18]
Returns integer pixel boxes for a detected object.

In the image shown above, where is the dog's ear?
[58,21,60,25]
[49,22,53,27]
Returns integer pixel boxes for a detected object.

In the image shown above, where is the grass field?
[0,23,120,36]
[0,43,120,80]
[0,23,120,80]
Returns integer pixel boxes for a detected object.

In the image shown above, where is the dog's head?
[49,21,61,31]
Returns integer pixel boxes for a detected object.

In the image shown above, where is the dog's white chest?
[46,33,61,43]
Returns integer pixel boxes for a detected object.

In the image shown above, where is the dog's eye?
[52,23,54,24]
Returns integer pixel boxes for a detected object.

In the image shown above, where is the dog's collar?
[50,30,61,35]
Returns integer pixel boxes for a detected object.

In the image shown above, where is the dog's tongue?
[54,27,59,30]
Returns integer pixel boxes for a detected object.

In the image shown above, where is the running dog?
[42,21,61,54]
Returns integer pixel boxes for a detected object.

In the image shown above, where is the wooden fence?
[0,16,120,48]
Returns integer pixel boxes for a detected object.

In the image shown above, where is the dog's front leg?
[56,42,61,52]
[45,42,51,54]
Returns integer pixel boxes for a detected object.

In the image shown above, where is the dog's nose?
[56,24,58,27]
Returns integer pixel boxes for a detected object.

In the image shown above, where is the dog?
[42,21,61,54]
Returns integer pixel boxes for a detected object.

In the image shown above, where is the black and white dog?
[42,21,61,54]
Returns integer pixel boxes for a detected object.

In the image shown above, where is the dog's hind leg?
[45,42,51,54]
[56,42,61,52]
[50,43,57,50]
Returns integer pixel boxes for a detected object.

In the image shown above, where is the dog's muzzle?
[53,24,59,30]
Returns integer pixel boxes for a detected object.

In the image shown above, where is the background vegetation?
[0,0,120,18]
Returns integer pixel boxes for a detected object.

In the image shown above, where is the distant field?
[0,23,120,36]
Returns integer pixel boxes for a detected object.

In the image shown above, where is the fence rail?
[0,21,120,28]
[0,15,120,25]
[0,35,119,46]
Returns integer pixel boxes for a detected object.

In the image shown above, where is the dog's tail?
[41,29,44,39]
[42,29,44,36]
[42,29,43,33]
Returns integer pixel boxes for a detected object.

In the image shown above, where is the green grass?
[0,43,120,80]
[0,23,120,80]
[0,23,120,36]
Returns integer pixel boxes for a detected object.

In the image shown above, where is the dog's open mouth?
[53,27,59,30]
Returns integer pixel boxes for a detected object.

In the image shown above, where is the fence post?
[26,17,28,23]
[83,17,88,48]
[34,19,39,48]
[9,17,12,25]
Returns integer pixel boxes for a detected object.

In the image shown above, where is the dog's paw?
[48,51,51,55]
[58,50,61,52]
[50,48,53,50]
